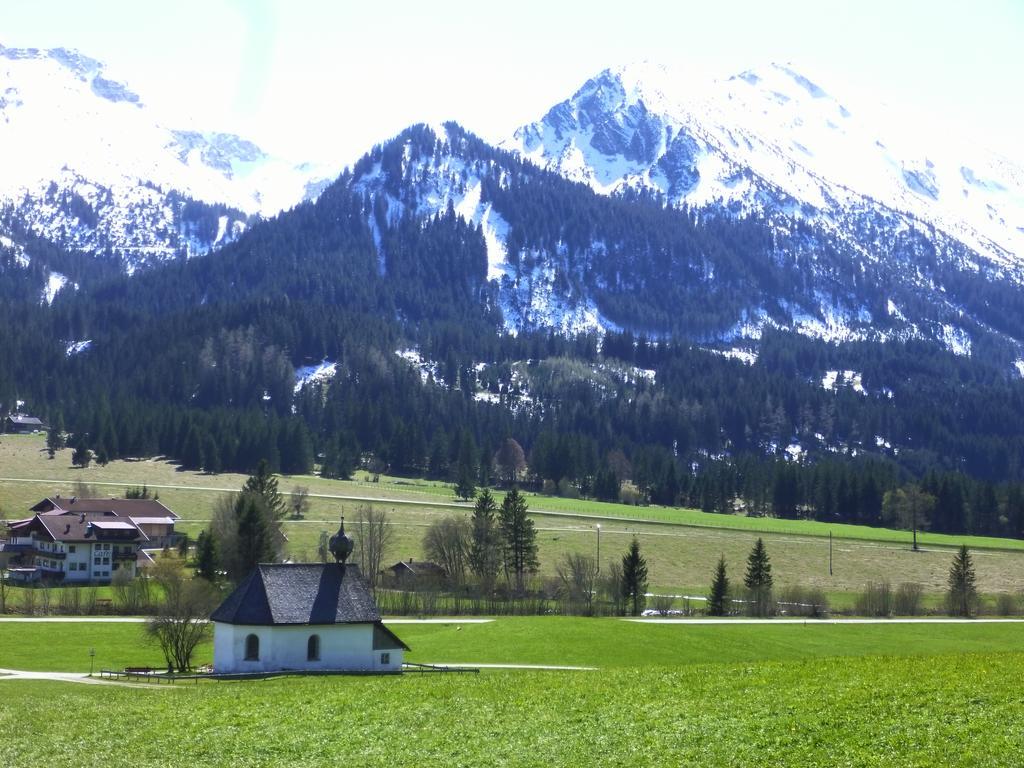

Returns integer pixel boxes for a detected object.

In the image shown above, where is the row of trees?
[705,539,981,618]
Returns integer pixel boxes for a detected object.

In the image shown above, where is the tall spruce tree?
[744,537,774,616]
[707,554,730,616]
[498,487,538,593]
[243,459,286,520]
[468,488,501,590]
[621,537,649,616]
[946,545,978,617]
[233,491,278,578]
[195,530,218,582]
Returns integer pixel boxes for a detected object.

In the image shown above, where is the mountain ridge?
[0,43,335,278]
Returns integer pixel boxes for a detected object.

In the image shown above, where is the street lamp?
[595,524,601,571]
[88,647,95,677]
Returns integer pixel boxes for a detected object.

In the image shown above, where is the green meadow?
[1,617,1023,766]
[5,434,1024,601]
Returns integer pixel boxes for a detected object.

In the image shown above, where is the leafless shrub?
[855,581,893,617]
[893,582,924,616]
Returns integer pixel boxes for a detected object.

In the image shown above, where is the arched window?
[307,634,320,661]
[244,633,260,661]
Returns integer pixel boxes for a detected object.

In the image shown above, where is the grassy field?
[2,615,1024,672]
[5,434,1024,599]
[1,618,1023,766]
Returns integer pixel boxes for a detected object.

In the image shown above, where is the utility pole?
[829,531,833,576]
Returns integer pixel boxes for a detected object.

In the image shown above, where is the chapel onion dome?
[329,516,354,564]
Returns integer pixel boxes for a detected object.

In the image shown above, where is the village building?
[3,512,150,583]
[4,414,46,434]
[211,518,408,674]
[387,558,448,587]
[30,496,181,547]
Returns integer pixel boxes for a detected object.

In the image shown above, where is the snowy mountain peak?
[509,60,1024,271]
[0,43,142,106]
[0,42,338,272]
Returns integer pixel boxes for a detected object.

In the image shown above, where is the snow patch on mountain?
[294,360,337,393]
[822,370,866,395]
[395,348,440,385]
[709,347,758,365]
[41,271,71,305]
[65,339,91,356]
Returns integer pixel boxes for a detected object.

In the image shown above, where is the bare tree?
[423,516,470,586]
[601,559,627,616]
[366,454,386,483]
[289,485,311,519]
[556,552,599,615]
[112,568,152,614]
[145,554,217,672]
[492,438,527,486]
[353,505,393,592]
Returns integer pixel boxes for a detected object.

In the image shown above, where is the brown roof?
[31,497,178,520]
[389,560,447,577]
[29,513,148,543]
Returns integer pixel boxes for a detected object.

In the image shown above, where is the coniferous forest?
[2,125,1024,540]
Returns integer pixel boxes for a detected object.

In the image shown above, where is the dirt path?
[0,667,174,688]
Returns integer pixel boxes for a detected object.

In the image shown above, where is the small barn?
[387,559,448,587]
[210,519,408,674]
[5,415,45,434]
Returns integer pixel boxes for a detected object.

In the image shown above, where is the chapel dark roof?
[210,563,382,626]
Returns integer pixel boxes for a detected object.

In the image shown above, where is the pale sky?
[3,0,1022,167]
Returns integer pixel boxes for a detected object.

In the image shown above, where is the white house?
[3,512,148,583]
[210,519,408,674]
[30,497,181,548]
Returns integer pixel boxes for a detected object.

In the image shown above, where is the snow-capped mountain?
[510,61,1024,273]
[0,44,334,273]
[339,122,1024,363]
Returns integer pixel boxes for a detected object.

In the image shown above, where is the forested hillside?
[3,125,1024,539]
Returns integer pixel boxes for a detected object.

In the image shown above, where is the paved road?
[626,617,1024,625]
[419,662,596,671]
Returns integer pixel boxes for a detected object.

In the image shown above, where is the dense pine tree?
[744,538,774,616]
[498,488,538,593]
[243,459,287,521]
[621,538,649,617]
[707,555,730,616]
[946,545,978,617]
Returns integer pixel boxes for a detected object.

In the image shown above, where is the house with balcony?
[30,496,180,548]
[4,512,149,583]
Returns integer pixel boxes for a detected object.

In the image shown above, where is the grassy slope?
[4,435,1024,598]
[1,618,1023,766]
